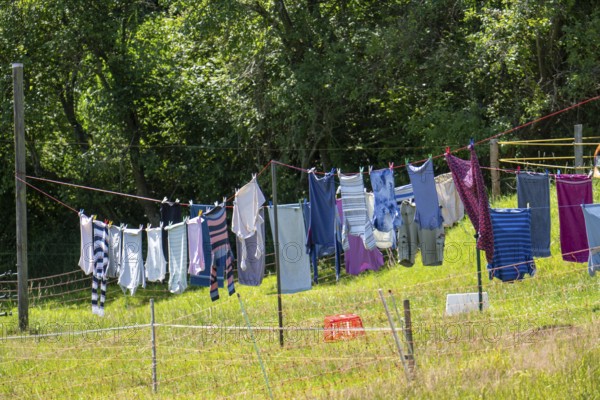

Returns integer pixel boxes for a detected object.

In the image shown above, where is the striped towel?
[338,171,377,251]
[394,184,414,204]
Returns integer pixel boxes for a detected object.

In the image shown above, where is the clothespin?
[445,147,450,155]
[269,200,273,207]
[389,162,394,170]
[222,197,227,205]
[175,198,180,203]
[368,165,373,174]
[189,200,193,206]
[405,158,409,166]
[545,169,549,175]
[527,202,530,209]
[214,200,219,207]
[79,209,84,217]
[359,166,364,174]
[146,223,152,230]
[104,219,109,225]
[92,215,97,221]
[108,220,113,227]
[337,168,341,176]
[198,209,203,217]
[308,167,316,174]
[469,138,474,147]
[162,197,168,203]
[251,173,257,180]
[517,166,520,174]
[428,154,432,160]
[557,169,561,176]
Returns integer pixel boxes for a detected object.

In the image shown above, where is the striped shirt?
[487,208,535,282]
[204,206,235,301]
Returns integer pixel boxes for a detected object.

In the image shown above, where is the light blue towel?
[581,204,600,277]
[268,204,312,293]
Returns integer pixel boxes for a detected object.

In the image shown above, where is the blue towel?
[581,204,600,277]
[487,208,536,282]
[517,173,551,257]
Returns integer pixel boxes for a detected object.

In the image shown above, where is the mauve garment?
[336,199,384,275]
[556,174,593,263]
[445,146,494,262]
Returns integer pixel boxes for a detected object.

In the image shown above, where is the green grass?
[0,187,598,399]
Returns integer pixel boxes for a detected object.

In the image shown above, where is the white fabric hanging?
[232,175,266,270]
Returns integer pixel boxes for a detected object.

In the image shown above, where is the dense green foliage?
[1,1,600,275]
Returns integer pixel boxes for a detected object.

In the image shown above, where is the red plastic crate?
[323,314,365,342]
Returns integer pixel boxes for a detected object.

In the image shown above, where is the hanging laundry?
[236,209,266,286]
[369,167,401,232]
[204,206,235,301]
[336,199,384,275]
[445,146,494,262]
[302,200,342,282]
[366,192,396,249]
[398,200,418,267]
[190,204,226,289]
[338,170,377,251]
[517,173,551,257]
[106,224,122,278]
[91,220,109,316]
[187,216,204,276]
[556,174,593,263]
[487,208,536,282]
[306,170,340,282]
[581,204,600,277]
[407,159,445,266]
[435,173,464,227]
[269,204,312,293]
[394,184,414,205]
[78,213,94,275]
[232,175,266,271]
[145,224,167,282]
[118,226,146,295]
[407,158,443,230]
[160,200,182,260]
[165,220,189,294]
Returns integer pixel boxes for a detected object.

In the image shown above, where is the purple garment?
[445,146,494,262]
[336,200,384,275]
[556,175,593,262]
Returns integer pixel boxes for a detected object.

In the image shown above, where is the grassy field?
[0,189,598,399]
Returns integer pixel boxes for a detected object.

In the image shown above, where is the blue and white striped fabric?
[487,208,536,282]
[338,171,377,251]
[394,184,414,205]
[92,220,109,316]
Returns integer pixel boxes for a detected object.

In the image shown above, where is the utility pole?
[13,63,28,331]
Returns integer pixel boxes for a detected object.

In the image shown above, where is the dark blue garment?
[407,159,443,230]
[302,199,341,283]
[370,168,401,232]
[307,170,337,250]
[487,208,536,282]
[517,173,551,258]
[189,204,224,288]
[306,170,338,282]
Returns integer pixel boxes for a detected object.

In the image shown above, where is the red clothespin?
[445,146,450,155]
[517,166,520,174]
